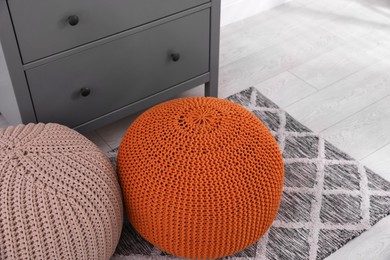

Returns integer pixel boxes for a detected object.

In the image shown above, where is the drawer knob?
[171,53,181,62]
[80,87,91,97]
[67,15,79,26]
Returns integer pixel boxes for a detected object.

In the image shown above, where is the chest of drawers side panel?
[206,0,221,97]
[0,0,36,124]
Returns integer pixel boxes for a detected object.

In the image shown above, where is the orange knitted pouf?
[117,97,284,259]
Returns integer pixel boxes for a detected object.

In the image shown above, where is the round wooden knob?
[171,53,181,62]
[80,87,91,97]
[67,15,79,26]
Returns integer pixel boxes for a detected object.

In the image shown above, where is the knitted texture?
[117,97,284,259]
[0,123,123,260]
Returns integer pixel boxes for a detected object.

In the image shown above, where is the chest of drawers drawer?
[8,0,209,63]
[26,10,210,127]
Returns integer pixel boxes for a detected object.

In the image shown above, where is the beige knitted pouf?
[0,123,123,260]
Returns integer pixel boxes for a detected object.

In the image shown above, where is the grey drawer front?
[8,0,209,63]
[26,10,210,128]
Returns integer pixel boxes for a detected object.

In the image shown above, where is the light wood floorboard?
[321,94,390,162]
[253,71,317,108]
[220,1,319,67]
[83,131,113,153]
[289,36,380,89]
[219,27,343,98]
[285,60,390,133]
[95,112,141,150]
[325,216,390,260]
[361,143,390,181]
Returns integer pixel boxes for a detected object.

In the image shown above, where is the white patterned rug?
[108,87,390,260]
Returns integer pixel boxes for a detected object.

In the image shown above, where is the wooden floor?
[1,0,390,258]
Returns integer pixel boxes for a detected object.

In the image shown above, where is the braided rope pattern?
[117,97,284,259]
[0,123,123,260]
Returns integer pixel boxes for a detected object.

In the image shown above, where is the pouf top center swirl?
[178,101,223,134]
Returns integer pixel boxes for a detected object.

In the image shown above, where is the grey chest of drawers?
[0,0,220,132]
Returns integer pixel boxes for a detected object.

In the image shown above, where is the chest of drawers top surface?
[7,0,210,63]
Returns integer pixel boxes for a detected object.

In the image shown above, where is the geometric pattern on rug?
[109,87,390,260]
